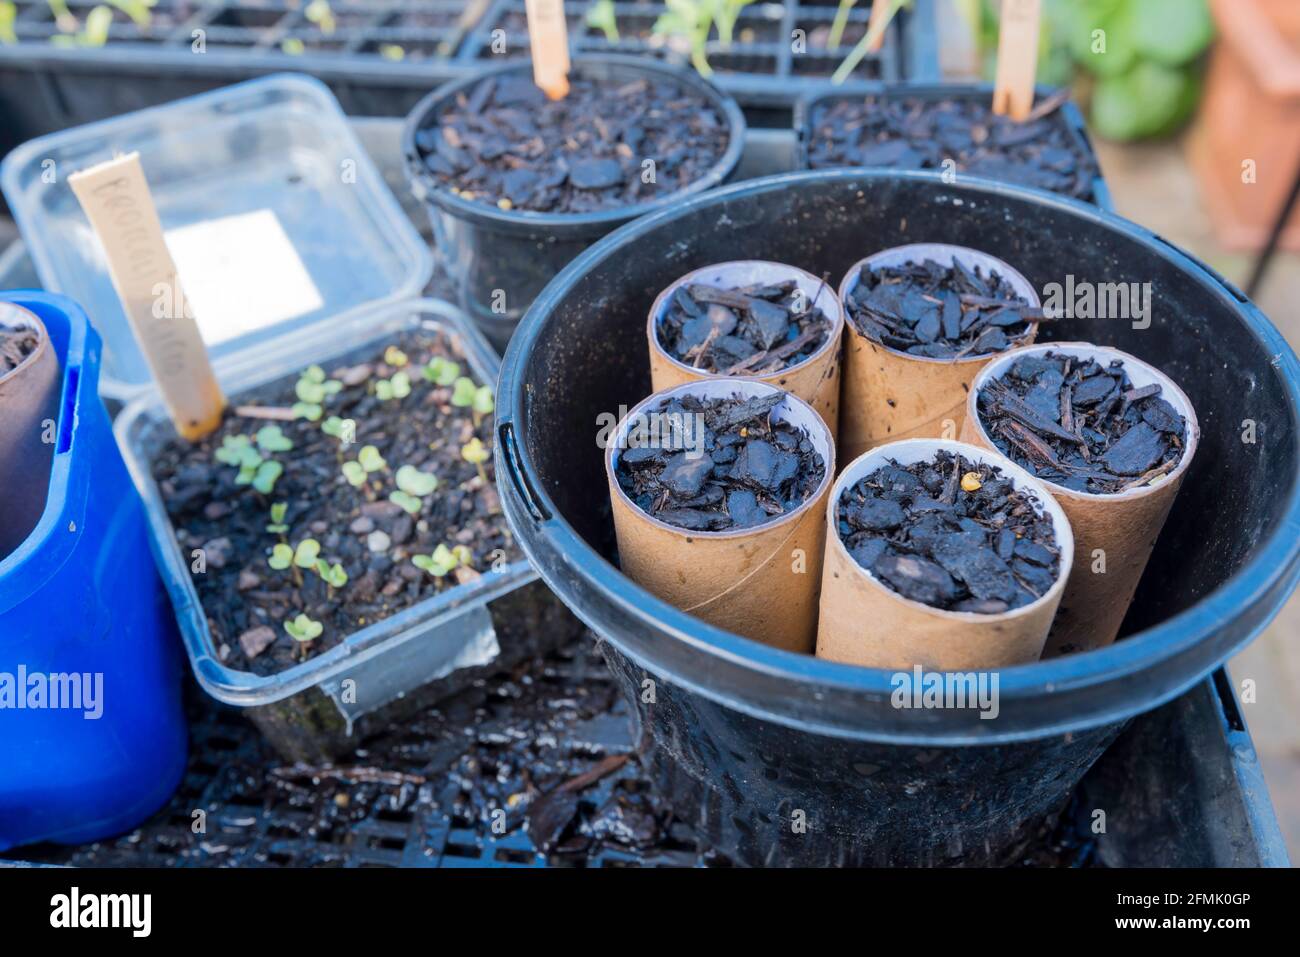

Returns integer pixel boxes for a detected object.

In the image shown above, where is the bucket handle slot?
[498,420,551,524]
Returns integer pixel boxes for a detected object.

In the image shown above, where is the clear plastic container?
[1,74,583,761]
[0,73,431,400]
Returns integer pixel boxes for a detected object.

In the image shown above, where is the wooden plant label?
[992,0,1042,121]
[524,0,570,99]
[69,152,224,440]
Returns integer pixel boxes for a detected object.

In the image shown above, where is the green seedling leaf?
[451,544,473,568]
[268,543,294,570]
[284,613,323,642]
[450,377,477,407]
[341,460,366,487]
[215,434,255,466]
[281,37,305,55]
[423,357,461,386]
[252,460,283,495]
[384,345,408,367]
[293,538,321,569]
[472,386,495,416]
[389,490,423,515]
[303,365,326,384]
[305,0,335,33]
[395,464,438,497]
[315,559,348,588]
[321,416,357,442]
[413,543,458,578]
[266,501,289,534]
[358,445,387,472]
[292,402,323,421]
[376,371,411,401]
[461,437,489,465]
[256,424,294,452]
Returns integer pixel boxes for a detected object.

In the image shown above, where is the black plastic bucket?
[496,170,1300,866]
[401,55,747,351]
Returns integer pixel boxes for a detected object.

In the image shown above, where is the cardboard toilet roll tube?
[816,438,1074,671]
[606,378,836,654]
[647,260,845,434]
[0,303,60,559]
[960,342,1200,657]
[838,243,1040,465]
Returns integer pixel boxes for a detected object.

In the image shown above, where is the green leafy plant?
[713,0,754,48]
[471,385,495,425]
[451,544,473,568]
[321,415,356,443]
[654,0,716,77]
[250,460,283,495]
[269,538,319,571]
[375,370,412,401]
[215,434,260,469]
[423,356,461,386]
[412,543,459,578]
[51,4,112,47]
[304,0,335,34]
[462,436,490,483]
[284,613,323,657]
[831,0,909,85]
[266,502,289,535]
[389,464,438,514]
[1,2,18,45]
[358,445,387,472]
[255,424,293,453]
[295,364,342,407]
[341,460,366,487]
[450,376,478,407]
[383,345,408,367]
[315,559,348,589]
[586,0,619,41]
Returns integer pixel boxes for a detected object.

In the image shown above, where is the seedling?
[1,2,18,44]
[304,0,335,34]
[284,613,323,658]
[293,401,323,421]
[471,384,495,425]
[654,0,714,77]
[215,434,260,469]
[250,460,283,495]
[380,43,405,61]
[295,364,343,405]
[586,0,619,41]
[281,37,305,55]
[389,490,422,515]
[266,501,289,535]
[268,537,319,575]
[714,0,754,48]
[321,415,357,446]
[255,424,294,452]
[462,436,490,483]
[358,445,387,472]
[107,0,154,26]
[375,370,412,401]
[831,0,908,85]
[383,345,408,367]
[341,460,366,487]
[450,376,478,407]
[451,544,473,568]
[315,559,348,590]
[390,464,438,514]
[423,356,460,386]
[412,543,458,578]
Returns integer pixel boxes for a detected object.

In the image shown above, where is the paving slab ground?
[1094,136,1300,863]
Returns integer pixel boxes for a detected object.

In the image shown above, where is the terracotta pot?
[606,378,836,654]
[960,343,1200,657]
[837,243,1040,465]
[0,303,60,558]
[647,260,845,433]
[1188,0,1300,251]
[816,438,1074,671]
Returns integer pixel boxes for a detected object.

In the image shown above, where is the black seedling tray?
[0,634,1283,868]
[0,0,930,157]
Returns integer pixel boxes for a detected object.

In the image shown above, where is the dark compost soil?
[805,91,1100,201]
[0,327,39,376]
[657,278,834,374]
[837,450,1062,612]
[414,72,730,214]
[152,330,516,676]
[845,257,1040,358]
[977,351,1188,494]
[615,392,826,532]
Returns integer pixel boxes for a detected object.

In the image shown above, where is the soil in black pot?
[977,351,1188,494]
[0,327,39,375]
[837,450,1061,612]
[152,330,516,676]
[414,72,730,214]
[806,91,1099,201]
[845,258,1040,358]
[658,279,833,374]
[615,392,826,532]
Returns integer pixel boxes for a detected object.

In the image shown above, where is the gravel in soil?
[978,351,1188,494]
[658,278,834,374]
[837,450,1062,612]
[152,330,516,676]
[615,392,827,532]
[806,90,1100,201]
[0,327,39,375]
[845,257,1040,358]
[415,73,730,214]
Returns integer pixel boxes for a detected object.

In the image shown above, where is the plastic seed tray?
[0,0,924,155]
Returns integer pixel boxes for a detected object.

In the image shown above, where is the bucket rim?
[498,168,1300,743]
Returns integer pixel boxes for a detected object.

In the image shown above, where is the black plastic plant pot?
[496,170,1300,866]
[401,55,747,351]
[794,83,1114,211]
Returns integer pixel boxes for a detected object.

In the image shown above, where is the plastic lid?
[0,73,433,400]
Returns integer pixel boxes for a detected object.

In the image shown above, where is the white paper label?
[164,209,324,345]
